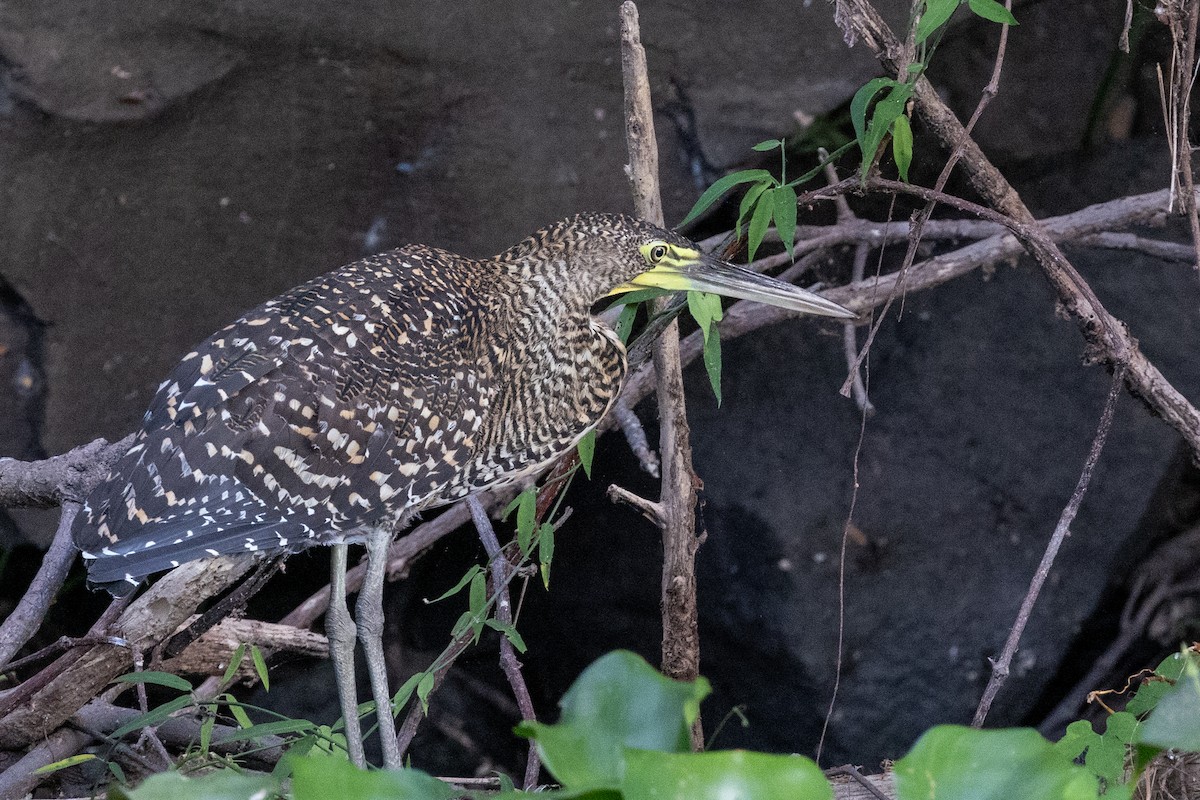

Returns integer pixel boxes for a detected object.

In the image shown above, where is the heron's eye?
[649,244,668,262]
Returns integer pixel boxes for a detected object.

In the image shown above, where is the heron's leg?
[327,543,366,768]
[357,523,401,768]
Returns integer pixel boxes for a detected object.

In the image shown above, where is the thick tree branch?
[0,435,133,508]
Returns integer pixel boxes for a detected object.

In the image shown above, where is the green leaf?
[623,748,832,800]
[430,564,483,603]
[450,610,474,638]
[216,718,316,745]
[1085,712,1137,784]
[773,183,798,257]
[703,326,722,406]
[502,485,536,520]
[517,487,537,545]
[615,303,638,343]
[113,671,193,693]
[894,726,1098,800]
[751,139,783,152]
[859,84,914,181]
[736,180,771,242]
[227,696,254,729]
[539,522,555,589]
[1054,719,1098,762]
[577,429,596,478]
[416,671,436,713]
[746,187,775,263]
[968,0,1018,25]
[679,169,774,227]
[1138,668,1200,751]
[850,77,897,143]
[485,618,528,653]
[392,671,425,711]
[251,644,270,692]
[891,114,914,182]
[686,291,722,341]
[1128,650,1197,716]
[290,751,457,800]
[199,705,216,754]
[516,650,711,790]
[468,571,488,615]
[33,753,98,776]
[221,643,248,686]
[916,0,962,44]
[111,694,195,739]
[119,771,279,800]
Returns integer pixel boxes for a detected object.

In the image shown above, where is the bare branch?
[613,399,660,477]
[0,503,82,668]
[607,483,664,526]
[620,2,704,752]
[467,496,539,790]
[0,435,133,508]
[972,366,1125,727]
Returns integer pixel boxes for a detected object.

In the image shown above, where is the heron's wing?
[73,248,492,593]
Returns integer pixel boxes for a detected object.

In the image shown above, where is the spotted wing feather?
[73,247,494,594]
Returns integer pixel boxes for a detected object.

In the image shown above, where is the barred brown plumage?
[70,211,854,767]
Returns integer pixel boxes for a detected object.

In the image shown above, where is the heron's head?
[540,212,855,320]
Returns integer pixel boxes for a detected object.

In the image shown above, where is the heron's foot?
[358,524,401,768]
[328,543,366,768]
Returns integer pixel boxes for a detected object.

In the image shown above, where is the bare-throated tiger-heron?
[72,212,854,767]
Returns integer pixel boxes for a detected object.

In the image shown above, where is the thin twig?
[613,399,660,477]
[467,496,539,791]
[843,244,875,415]
[972,365,1126,727]
[0,502,83,668]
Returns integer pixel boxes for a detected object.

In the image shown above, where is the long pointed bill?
[616,250,856,320]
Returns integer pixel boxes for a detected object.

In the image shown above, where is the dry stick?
[0,595,130,721]
[819,160,874,414]
[825,764,894,800]
[836,0,1200,461]
[467,496,540,791]
[613,399,660,477]
[843,244,874,415]
[0,695,291,800]
[972,366,1126,727]
[708,219,1198,265]
[619,0,704,752]
[1120,0,1134,52]
[0,555,253,751]
[0,503,82,668]
[0,434,134,509]
[1166,0,1200,268]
